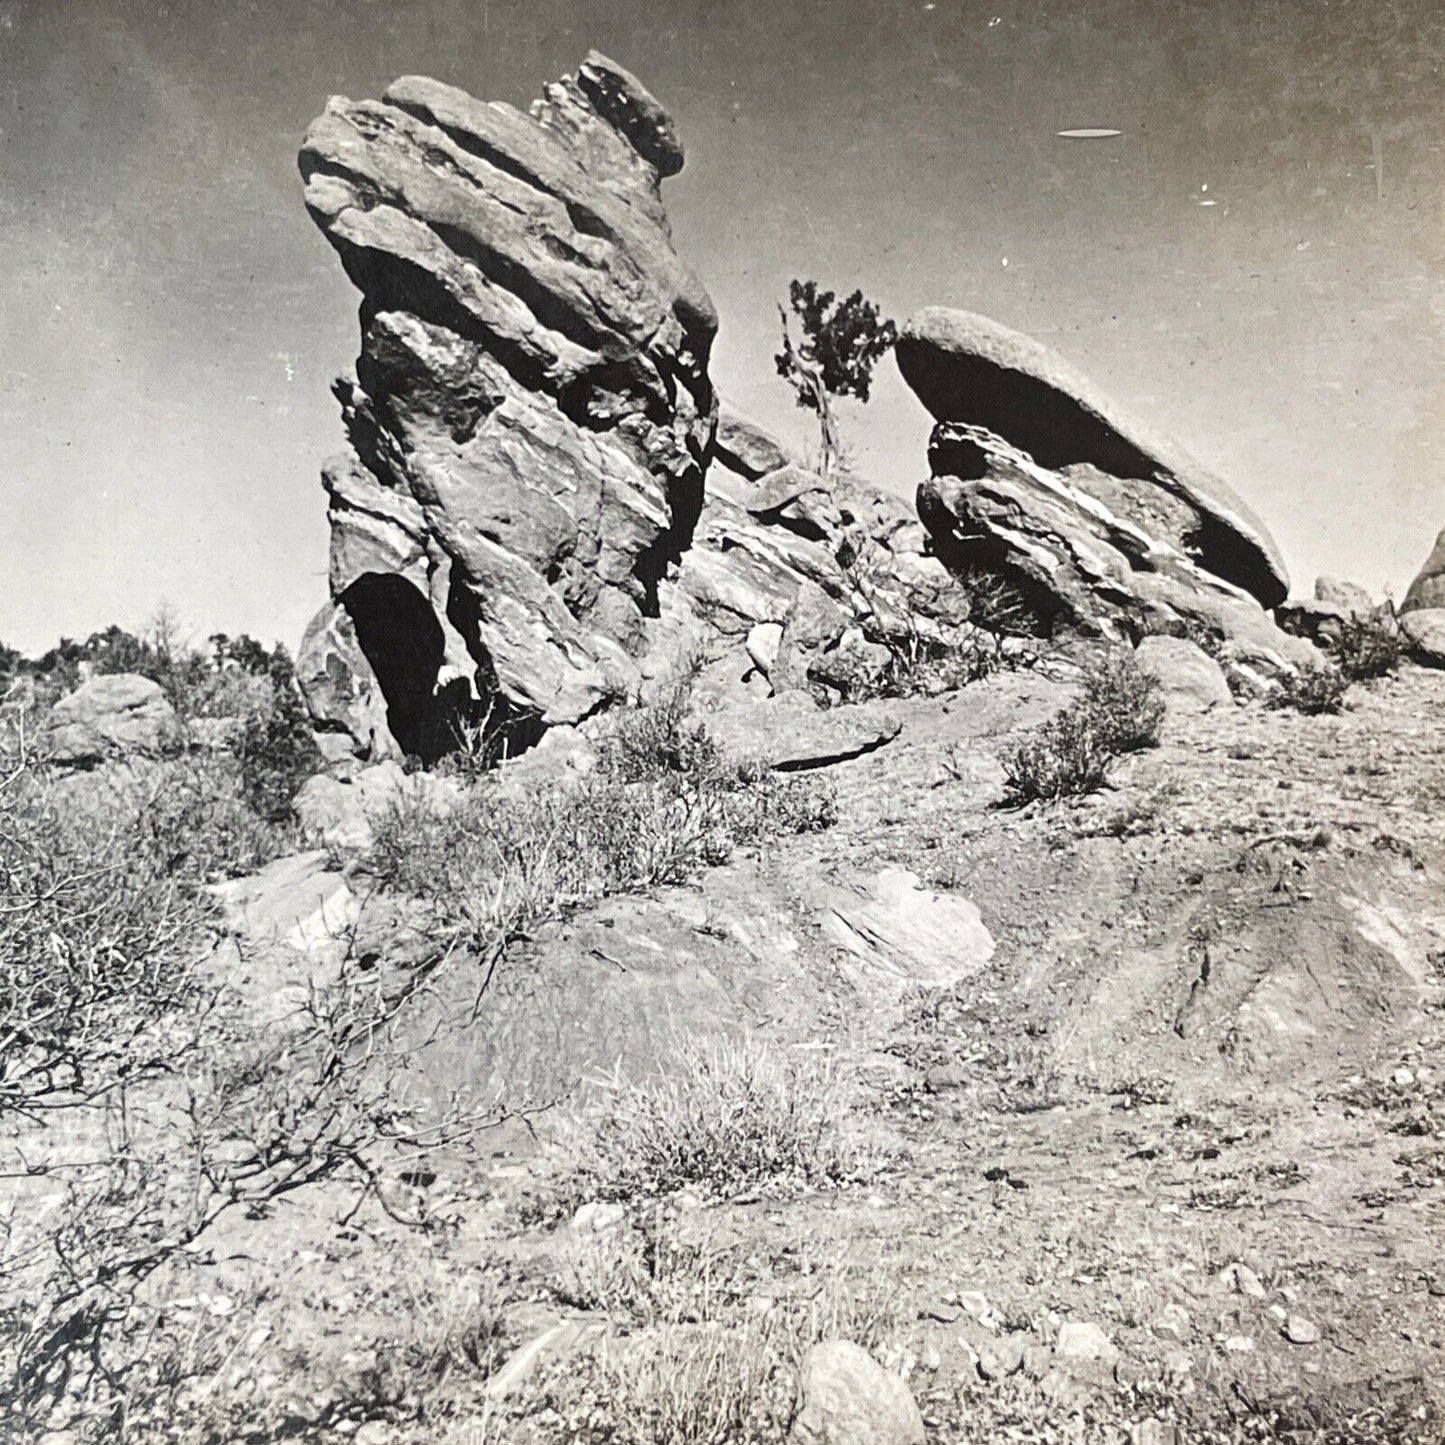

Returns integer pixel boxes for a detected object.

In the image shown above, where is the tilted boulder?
[896,307,1288,607]
[297,53,717,755]
[896,307,1314,689]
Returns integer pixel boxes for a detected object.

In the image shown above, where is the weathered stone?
[916,456,1316,692]
[293,761,462,853]
[1400,608,1445,667]
[299,53,716,746]
[1055,1321,1117,1361]
[791,1340,925,1445]
[701,691,901,771]
[44,674,178,767]
[715,401,797,480]
[746,622,784,677]
[1402,528,1445,614]
[817,867,994,1001]
[1135,636,1233,715]
[773,581,850,691]
[1276,597,1354,649]
[1314,575,1375,615]
[895,307,1288,606]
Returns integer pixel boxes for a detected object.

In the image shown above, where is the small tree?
[775,279,896,477]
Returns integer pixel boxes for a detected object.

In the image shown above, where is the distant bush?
[1270,661,1348,716]
[1327,611,1403,683]
[233,645,322,820]
[559,1036,867,1207]
[1000,650,1163,806]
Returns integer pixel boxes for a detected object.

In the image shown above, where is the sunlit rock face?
[296,52,718,752]
[897,306,1315,690]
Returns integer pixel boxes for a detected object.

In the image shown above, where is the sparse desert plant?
[999,650,1163,806]
[1077,651,1165,753]
[371,688,834,944]
[1327,610,1404,682]
[557,1036,867,1207]
[1270,661,1348,715]
[1000,707,1113,805]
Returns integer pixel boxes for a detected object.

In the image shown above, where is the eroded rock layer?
[297,53,718,748]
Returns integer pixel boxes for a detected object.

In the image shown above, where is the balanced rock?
[297,53,717,750]
[896,307,1287,606]
[44,674,178,767]
[791,1340,925,1445]
[895,308,1317,689]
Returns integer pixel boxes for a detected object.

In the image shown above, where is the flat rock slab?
[817,867,995,1001]
[702,692,901,770]
[211,851,359,967]
[1135,635,1233,715]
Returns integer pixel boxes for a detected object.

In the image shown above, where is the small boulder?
[294,761,461,853]
[715,401,798,481]
[746,622,784,678]
[1055,1321,1117,1362]
[773,582,850,692]
[44,674,178,767]
[1314,576,1374,615]
[1134,635,1233,715]
[1400,609,1445,668]
[1283,1314,1320,1345]
[1219,1262,1267,1299]
[791,1340,925,1445]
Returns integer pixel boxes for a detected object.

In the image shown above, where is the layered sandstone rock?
[297,53,717,756]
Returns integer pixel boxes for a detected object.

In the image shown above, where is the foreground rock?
[895,307,1288,606]
[792,1340,925,1445]
[1134,636,1233,715]
[1400,609,1445,668]
[44,673,177,766]
[297,53,717,754]
[816,867,995,1000]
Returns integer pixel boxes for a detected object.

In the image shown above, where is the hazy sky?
[2,0,1441,654]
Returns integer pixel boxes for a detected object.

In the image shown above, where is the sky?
[1,0,1441,655]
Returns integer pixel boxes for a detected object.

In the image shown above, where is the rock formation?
[296,55,960,762]
[894,306,1315,689]
[1399,527,1445,666]
[296,53,718,759]
[44,674,178,767]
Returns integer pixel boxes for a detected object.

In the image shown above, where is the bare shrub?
[558,1037,867,1207]
[1327,611,1403,683]
[1077,652,1165,753]
[371,689,834,944]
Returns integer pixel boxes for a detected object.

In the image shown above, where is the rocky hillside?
[8,49,1445,1445]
